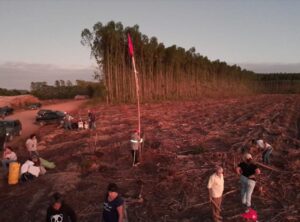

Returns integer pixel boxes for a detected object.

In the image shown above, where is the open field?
[1,94,300,221]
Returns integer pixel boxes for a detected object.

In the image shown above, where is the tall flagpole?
[128,33,142,160]
[131,56,141,134]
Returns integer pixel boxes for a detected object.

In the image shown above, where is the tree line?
[81,21,300,103]
[0,88,29,96]
[30,80,105,100]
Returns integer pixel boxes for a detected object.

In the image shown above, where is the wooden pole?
[131,56,142,161]
[131,56,141,134]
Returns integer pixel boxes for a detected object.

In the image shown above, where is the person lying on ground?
[46,192,77,222]
[1,146,17,176]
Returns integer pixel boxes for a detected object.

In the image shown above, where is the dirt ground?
[1,95,300,222]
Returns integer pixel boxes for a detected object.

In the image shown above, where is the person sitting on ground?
[236,153,260,211]
[46,192,77,222]
[255,139,273,165]
[130,130,143,167]
[20,157,40,182]
[31,155,47,175]
[1,146,17,176]
[25,134,38,157]
[102,183,124,222]
[207,166,224,222]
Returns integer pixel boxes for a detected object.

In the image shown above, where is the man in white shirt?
[207,166,224,222]
[256,139,273,165]
[25,134,38,157]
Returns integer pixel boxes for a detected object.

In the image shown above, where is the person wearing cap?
[236,153,260,210]
[46,192,77,222]
[102,183,124,222]
[130,131,143,167]
[207,166,224,222]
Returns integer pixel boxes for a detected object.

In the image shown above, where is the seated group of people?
[1,133,54,182]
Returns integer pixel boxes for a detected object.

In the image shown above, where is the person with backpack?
[102,183,124,222]
[46,192,77,222]
[236,153,260,211]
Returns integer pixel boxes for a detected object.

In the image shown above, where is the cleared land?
[1,95,300,222]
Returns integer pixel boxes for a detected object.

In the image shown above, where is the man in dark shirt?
[88,110,96,130]
[102,183,124,222]
[46,192,77,222]
[236,153,260,210]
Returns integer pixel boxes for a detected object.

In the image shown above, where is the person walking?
[130,131,143,167]
[102,183,124,222]
[25,134,38,157]
[207,166,224,222]
[1,146,17,176]
[236,153,260,211]
[46,192,77,222]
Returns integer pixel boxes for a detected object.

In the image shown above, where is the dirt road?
[5,100,86,139]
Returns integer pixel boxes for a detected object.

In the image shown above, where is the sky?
[0,0,300,89]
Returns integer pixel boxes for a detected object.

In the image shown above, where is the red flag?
[128,33,134,57]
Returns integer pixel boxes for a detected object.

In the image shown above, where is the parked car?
[0,127,6,150]
[36,110,65,126]
[0,120,22,141]
[26,103,42,110]
[0,106,14,117]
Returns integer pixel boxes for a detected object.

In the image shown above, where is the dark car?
[26,103,42,110]
[0,120,22,141]
[36,110,65,126]
[0,106,14,117]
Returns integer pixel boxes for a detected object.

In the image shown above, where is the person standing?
[25,134,38,157]
[102,183,124,222]
[236,153,260,210]
[46,192,77,222]
[256,139,273,165]
[1,146,17,175]
[130,131,143,167]
[88,110,96,130]
[207,166,224,222]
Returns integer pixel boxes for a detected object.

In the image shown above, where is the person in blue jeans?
[236,153,260,211]
[262,142,273,165]
[255,139,273,165]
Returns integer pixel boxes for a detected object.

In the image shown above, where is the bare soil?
[1,95,300,222]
